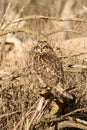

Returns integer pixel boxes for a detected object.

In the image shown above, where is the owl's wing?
[51,54,73,101]
[51,54,64,84]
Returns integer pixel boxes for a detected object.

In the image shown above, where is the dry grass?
[0,0,87,130]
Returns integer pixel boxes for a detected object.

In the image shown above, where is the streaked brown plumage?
[31,41,73,102]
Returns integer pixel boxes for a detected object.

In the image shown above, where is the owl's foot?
[39,86,52,99]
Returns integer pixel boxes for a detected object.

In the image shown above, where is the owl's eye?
[34,45,40,50]
[43,45,49,49]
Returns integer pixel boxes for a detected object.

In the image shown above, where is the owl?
[31,41,73,102]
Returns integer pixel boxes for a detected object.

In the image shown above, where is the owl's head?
[33,41,53,55]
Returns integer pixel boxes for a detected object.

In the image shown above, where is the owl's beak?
[39,48,43,54]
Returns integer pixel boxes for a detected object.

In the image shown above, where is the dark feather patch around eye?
[34,45,40,49]
[43,45,49,49]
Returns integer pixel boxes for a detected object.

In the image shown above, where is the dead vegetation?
[0,0,87,130]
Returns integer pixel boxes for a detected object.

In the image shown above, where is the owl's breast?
[33,55,60,86]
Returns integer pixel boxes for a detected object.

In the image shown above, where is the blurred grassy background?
[0,0,87,41]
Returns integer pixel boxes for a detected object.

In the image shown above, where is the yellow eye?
[34,45,40,50]
[43,45,49,49]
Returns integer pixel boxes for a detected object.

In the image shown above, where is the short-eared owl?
[31,41,73,102]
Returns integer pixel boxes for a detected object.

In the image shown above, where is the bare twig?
[17,0,31,17]
[58,120,87,129]
[0,2,11,27]
[0,28,41,38]
[45,29,80,37]
[2,15,87,30]
[0,110,20,119]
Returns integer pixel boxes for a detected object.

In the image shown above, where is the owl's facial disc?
[34,43,52,55]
